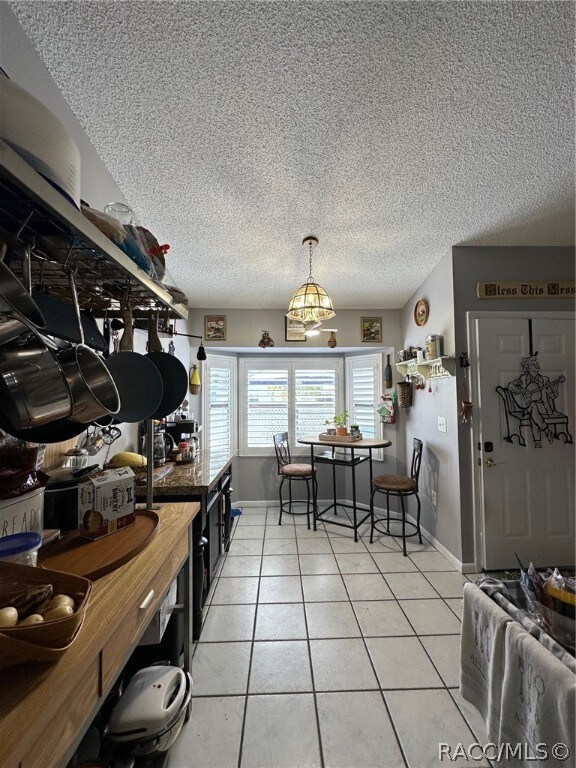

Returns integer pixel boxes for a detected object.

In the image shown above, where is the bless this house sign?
[476,280,575,299]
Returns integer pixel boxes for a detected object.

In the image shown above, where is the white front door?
[473,314,574,570]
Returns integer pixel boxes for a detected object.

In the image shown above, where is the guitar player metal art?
[496,353,572,448]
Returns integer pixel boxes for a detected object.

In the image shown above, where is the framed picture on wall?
[285,317,306,342]
[204,315,226,340]
[361,316,382,342]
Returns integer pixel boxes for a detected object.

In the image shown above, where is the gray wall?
[452,245,575,562]
[186,308,404,504]
[397,245,575,565]
[400,251,461,559]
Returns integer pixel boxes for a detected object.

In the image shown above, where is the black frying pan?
[32,289,108,352]
[103,306,164,424]
[146,311,188,419]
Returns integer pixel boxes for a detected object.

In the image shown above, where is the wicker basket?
[0,560,92,668]
[396,381,413,408]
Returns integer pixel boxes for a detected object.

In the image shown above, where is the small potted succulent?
[324,418,336,435]
[350,423,360,437]
[333,411,349,436]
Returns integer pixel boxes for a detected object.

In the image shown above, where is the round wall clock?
[414,299,429,327]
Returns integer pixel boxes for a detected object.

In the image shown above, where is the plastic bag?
[518,562,575,653]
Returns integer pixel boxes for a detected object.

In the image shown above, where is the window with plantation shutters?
[346,353,382,455]
[203,355,237,458]
[240,359,343,455]
[245,367,289,448]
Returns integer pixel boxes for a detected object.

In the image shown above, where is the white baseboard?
[235,498,474,574]
[235,499,333,509]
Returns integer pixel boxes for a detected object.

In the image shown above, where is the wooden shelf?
[395,356,455,379]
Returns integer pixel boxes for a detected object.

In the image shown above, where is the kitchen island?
[136,450,237,640]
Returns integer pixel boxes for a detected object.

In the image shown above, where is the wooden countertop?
[136,450,236,496]
[0,500,200,768]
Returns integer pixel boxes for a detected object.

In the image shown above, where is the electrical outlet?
[431,490,437,505]
[437,416,447,433]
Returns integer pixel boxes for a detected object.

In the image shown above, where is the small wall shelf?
[395,357,455,379]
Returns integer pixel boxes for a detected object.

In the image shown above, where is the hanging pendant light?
[286,236,335,324]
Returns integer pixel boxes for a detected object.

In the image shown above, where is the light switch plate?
[438,416,447,433]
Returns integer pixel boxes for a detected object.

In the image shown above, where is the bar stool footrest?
[280,504,312,516]
[372,516,420,539]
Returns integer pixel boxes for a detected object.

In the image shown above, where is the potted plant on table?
[324,418,336,435]
[333,411,349,436]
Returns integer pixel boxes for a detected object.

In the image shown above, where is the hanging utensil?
[102,308,111,359]
[0,241,45,345]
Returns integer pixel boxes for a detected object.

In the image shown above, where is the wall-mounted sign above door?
[476,280,575,299]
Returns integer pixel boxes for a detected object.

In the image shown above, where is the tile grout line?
[203,504,471,768]
[235,504,270,768]
[335,533,411,768]
[294,518,326,768]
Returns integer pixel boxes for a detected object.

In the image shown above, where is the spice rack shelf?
[0,140,188,319]
[396,357,455,379]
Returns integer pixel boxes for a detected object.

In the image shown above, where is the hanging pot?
[0,402,89,443]
[0,336,73,429]
[0,243,73,429]
[146,310,188,419]
[58,271,120,424]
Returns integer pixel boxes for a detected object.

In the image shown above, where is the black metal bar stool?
[369,438,423,555]
[273,432,317,529]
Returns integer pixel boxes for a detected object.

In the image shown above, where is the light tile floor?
[168,505,490,768]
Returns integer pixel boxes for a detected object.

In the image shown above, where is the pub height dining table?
[297,435,392,541]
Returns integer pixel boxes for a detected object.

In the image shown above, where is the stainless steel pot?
[60,271,120,423]
[0,243,72,428]
[0,335,73,429]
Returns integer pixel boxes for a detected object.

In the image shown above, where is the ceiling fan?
[304,323,338,337]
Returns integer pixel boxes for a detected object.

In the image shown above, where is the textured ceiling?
[10,1,575,309]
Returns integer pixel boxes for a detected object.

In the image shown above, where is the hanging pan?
[146,310,188,419]
[100,305,164,424]
[31,287,108,352]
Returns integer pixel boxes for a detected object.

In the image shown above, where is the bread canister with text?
[425,334,443,361]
